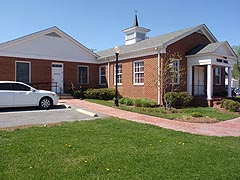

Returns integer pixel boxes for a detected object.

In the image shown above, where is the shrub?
[165,92,193,107]
[73,90,81,98]
[142,99,157,108]
[177,92,193,106]
[164,92,179,107]
[119,97,134,106]
[134,98,156,108]
[191,112,203,118]
[134,98,143,107]
[221,99,240,112]
[84,88,115,100]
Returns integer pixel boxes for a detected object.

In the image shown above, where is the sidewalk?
[61,99,240,137]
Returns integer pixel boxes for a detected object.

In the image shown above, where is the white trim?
[133,60,144,85]
[51,62,64,93]
[114,63,122,86]
[99,65,107,85]
[157,52,161,105]
[78,65,89,84]
[107,61,110,87]
[0,26,98,58]
[15,61,31,83]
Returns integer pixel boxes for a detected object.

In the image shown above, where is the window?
[99,66,106,85]
[215,67,221,85]
[114,64,122,85]
[78,66,89,84]
[16,62,30,83]
[0,83,30,91]
[134,61,144,85]
[170,59,180,84]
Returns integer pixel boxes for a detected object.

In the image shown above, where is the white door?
[194,66,205,96]
[52,63,64,93]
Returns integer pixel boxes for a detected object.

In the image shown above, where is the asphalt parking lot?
[0,103,107,129]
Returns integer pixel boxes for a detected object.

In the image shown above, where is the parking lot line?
[0,108,71,115]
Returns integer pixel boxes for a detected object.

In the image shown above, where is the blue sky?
[0,0,239,51]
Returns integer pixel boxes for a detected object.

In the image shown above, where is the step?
[57,93,74,99]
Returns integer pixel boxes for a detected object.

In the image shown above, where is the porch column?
[228,67,232,97]
[207,64,213,100]
[187,65,192,96]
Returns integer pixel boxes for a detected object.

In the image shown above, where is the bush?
[164,92,179,107]
[165,92,193,107]
[191,112,203,118]
[134,98,143,107]
[134,98,157,108]
[84,88,115,100]
[119,97,134,106]
[142,99,157,108]
[221,99,240,112]
[73,90,81,98]
[177,92,193,106]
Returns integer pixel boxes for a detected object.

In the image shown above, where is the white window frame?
[78,65,89,84]
[133,60,144,85]
[99,65,106,85]
[15,61,31,83]
[215,67,221,85]
[114,63,122,85]
[170,58,180,85]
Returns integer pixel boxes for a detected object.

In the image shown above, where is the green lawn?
[86,99,239,121]
[1,118,240,180]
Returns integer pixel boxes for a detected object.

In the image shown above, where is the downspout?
[106,58,110,88]
[157,51,161,105]
[155,46,166,106]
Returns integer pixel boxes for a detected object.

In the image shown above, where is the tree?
[232,46,240,83]
[160,52,186,109]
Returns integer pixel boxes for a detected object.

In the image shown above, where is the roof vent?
[45,32,63,38]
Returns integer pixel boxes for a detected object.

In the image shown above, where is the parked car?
[0,81,58,109]
[232,88,240,97]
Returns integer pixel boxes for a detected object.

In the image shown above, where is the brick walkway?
[61,99,240,137]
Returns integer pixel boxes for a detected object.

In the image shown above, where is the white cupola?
[122,14,150,45]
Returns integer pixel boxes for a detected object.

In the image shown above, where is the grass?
[86,99,239,121]
[1,118,240,180]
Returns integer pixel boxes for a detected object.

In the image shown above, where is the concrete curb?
[76,108,98,117]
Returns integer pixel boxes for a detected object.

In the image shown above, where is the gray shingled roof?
[97,25,204,58]
[193,41,225,55]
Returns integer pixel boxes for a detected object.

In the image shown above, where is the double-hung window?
[134,61,144,85]
[114,64,122,85]
[99,66,106,85]
[170,59,180,84]
[16,61,31,83]
[78,66,89,84]
[215,67,221,85]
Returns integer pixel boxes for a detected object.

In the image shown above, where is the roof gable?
[0,27,98,63]
[186,41,237,59]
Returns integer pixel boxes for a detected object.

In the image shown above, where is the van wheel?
[39,97,52,109]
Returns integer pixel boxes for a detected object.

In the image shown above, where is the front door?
[52,63,63,93]
[194,66,205,96]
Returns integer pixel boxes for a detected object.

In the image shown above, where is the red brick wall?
[0,56,99,91]
[108,55,158,102]
[0,56,15,81]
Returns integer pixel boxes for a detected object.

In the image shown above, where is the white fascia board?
[187,52,237,61]
[0,52,98,63]
[0,27,98,59]
[163,24,217,48]
[97,46,166,63]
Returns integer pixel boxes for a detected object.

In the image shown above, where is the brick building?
[0,15,237,105]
